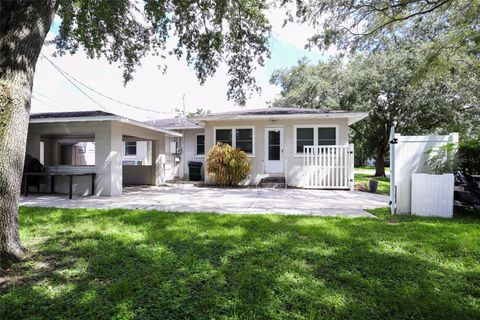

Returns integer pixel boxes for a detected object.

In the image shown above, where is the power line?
[33,91,69,109]
[40,53,173,115]
[41,54,110,112]
[32,95,61,111]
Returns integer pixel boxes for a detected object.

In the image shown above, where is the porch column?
[94,122,123,196]
[26,131,41,159]
[152,137,166,185]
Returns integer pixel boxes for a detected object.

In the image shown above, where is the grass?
[1,207,480,319]
[355,173,390,195]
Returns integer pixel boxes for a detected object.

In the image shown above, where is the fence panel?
[302,144,353,189]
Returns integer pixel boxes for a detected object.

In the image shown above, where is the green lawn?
[2,207,480,319]
[355,173,391,195]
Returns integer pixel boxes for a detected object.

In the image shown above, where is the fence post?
[349,144,354,191]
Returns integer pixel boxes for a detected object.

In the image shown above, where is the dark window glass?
[296,128,314,153]
[318,128,336,145]
[235,129,253,153]
[268,130,281,160]
[215,129,232,146]
[125,141,137,155]
[196,134,205,155]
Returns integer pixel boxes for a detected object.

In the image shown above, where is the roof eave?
[190,112,369,124]
[29,116,183,137]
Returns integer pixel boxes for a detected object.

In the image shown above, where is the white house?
[25,108,367,196]
[188,108,367,188]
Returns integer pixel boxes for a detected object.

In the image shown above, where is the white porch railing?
[302,144,354,190]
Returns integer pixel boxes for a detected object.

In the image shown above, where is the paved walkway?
[20,184,389,217]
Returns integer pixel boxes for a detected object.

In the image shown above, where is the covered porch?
[26,111,182,196]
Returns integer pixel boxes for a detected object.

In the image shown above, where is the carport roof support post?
[95,122,123,196]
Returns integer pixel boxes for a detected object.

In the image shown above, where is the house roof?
[146,117,202,130]
[190,107,368,125]
[29,110,116,119]
[29,110,182,137]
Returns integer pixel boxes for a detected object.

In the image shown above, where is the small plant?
[206,143,252,186]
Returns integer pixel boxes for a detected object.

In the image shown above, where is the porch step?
[259,177,286,189]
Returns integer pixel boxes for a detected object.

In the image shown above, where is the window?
[318,128,336,145]
[196,134,205,155]
[214,128,254,155]
[125,141,137,156]
[235,129,253,154]
[215,129,232,146]
[296,128,314,153]
[295,126,337,154]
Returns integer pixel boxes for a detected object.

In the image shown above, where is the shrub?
[425,142,458,174]
[425,136,480,175]
[206,143,252,186]
[458,136,480,175]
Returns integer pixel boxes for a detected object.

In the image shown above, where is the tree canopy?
[270,44,480,175]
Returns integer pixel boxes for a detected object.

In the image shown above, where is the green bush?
[206,143,252,186]
[425,142,458,174]
[425,136,480,175]
[458,136,480,175]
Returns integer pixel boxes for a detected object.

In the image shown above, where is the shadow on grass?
[1,207,479,319]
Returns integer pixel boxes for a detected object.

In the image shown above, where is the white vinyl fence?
[411,173,454,218]
[302,144,354,190]
[390,131,458,214]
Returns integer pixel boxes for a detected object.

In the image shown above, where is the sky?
[31,7,333,121]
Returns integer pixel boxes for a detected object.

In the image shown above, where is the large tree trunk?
[0,0,58,267]
[374,151,386,177]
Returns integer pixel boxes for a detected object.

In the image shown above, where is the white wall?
[162,129,205,181]
[122,140,152,165]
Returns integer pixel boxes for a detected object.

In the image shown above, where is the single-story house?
[25,108,367,196]
[26,111,182,196]
[188,108,367,188]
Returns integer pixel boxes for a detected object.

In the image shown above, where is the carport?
[26,111,182,196]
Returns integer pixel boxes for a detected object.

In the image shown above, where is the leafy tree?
[0,0,271,266]
[286,0,479,53]
[270,45,479,176]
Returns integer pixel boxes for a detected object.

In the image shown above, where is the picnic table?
[23,172,96,199]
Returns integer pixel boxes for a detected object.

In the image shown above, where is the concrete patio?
[20,184,389,217]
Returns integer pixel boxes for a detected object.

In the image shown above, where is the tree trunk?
[0,0,58,267]
[374,152,386,177]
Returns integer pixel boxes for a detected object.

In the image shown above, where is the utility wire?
[33,91,69,109]
[41,54,110,112]
[41,53,173,115]
[32,95,61,111]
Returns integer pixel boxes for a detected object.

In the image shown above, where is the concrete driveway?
[20,184,389,217]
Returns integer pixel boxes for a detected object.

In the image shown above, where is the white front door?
[264,128,284,173]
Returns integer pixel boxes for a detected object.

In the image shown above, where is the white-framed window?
[214,127,255,155]
[125,141,137,156]
[294,125,338,154]
[196,134,205,156]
